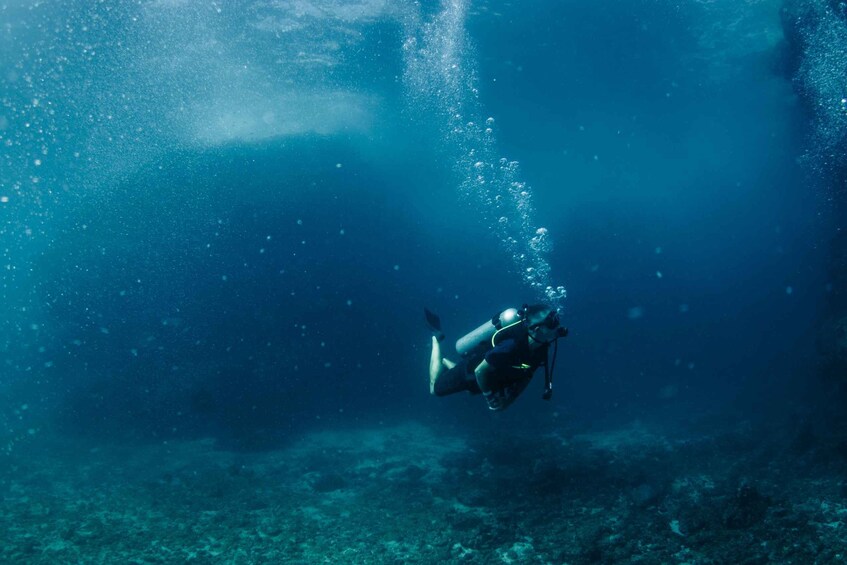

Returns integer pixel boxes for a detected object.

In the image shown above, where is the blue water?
[0,0,825,432]
[1,0,846,561]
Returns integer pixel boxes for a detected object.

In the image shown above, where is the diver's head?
[523,303,567,346]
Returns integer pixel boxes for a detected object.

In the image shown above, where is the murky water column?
[401,0,566,308]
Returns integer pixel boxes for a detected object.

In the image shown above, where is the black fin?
[424,308,442,332]
[424,308,446,342]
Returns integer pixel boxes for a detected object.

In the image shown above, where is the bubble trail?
[401,0,566,308]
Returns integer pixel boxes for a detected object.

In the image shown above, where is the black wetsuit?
[433,337,547,404]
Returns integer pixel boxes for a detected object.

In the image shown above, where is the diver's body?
[428,304,566,411]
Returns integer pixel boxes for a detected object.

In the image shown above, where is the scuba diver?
[426,304,568,411]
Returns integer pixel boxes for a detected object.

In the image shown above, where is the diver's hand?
[482,390,505,411]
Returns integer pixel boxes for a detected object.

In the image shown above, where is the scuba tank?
[453,304,568,401]
[455,307,523,359]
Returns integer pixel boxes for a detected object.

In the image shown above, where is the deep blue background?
[0,0,833,448]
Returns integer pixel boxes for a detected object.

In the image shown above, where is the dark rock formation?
[723,482,772,529]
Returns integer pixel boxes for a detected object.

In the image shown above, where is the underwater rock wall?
[781,0,847,395]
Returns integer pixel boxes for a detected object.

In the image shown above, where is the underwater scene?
[2,0,847,562]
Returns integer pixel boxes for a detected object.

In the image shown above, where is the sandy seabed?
[2,420,846,564]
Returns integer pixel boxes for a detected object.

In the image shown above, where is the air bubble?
[402,11,564,310]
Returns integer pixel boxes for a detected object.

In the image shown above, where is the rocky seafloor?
[2,418,846,564]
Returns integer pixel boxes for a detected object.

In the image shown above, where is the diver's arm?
[474,359,496,394]
[476,358,537,411]
[475,360,506,411]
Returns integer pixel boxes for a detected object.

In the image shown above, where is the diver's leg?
[429,336,444,394]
